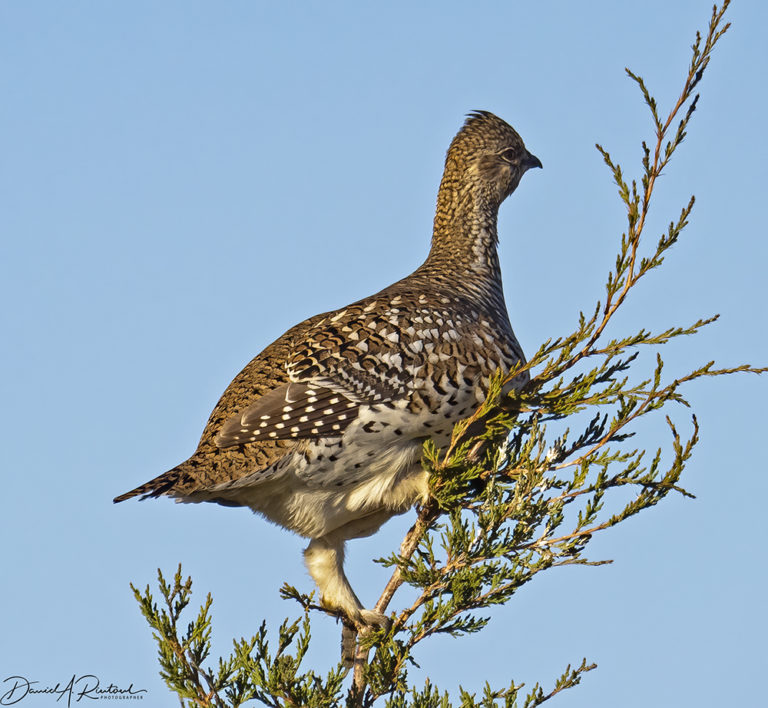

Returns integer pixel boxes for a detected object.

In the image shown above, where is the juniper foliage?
[131,3,758,705]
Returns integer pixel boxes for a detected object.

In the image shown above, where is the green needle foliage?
[131,3,760,705]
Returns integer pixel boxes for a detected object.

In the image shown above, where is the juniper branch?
[130,5,757,707]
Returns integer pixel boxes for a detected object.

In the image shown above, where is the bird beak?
[524,152,543,170]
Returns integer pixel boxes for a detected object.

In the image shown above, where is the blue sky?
[1,2,766,706]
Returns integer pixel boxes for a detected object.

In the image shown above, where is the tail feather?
[114,448,265,505]
[113,467,182,503]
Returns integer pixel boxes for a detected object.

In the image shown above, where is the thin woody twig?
[375,500,440,615]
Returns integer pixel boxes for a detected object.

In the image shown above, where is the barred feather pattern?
[114,110,541,627]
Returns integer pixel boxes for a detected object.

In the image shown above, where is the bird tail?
[113,465,184,503]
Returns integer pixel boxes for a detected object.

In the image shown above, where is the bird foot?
[340,609,393,666]
[358,609,392,631]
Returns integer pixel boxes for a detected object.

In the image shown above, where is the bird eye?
[498,148,518,163]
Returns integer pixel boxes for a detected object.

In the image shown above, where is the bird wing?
[215,309,416,448]
[215,381,360,446]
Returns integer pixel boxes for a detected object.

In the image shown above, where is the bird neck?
[420,177,505,305]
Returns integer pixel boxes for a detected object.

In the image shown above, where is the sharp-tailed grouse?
[115,110,541,629]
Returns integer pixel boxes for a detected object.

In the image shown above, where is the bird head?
[444,110,542,206]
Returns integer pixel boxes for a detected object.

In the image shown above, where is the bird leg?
[304,535,391,664]
[303,536,390,627]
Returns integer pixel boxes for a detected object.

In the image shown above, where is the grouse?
[115,110,542,630]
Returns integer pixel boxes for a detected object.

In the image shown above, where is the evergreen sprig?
[131,3,760,705]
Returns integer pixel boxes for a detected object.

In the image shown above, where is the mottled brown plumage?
[115,110,541,628]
